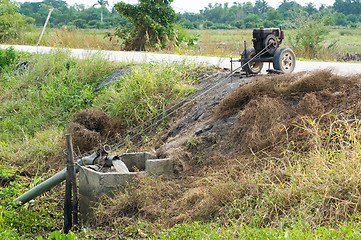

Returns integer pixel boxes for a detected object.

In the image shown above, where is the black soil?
[156,70,361,172]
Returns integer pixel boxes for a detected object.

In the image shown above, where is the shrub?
[340,30,353,36]
[0,46,18,72]
[350,23,358,29]
[179,19,195,29]
[175,26,199,47]
[202,20,214,29]
[346,14,358,24]
[233,20,243,29]
[290,14,330,59]
[209,24,232,30]
[263,20,280,28]
[114,0,176,51]
[335,12,349,26]
[72,19,87,28]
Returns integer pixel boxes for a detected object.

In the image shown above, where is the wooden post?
[244,40,248,77]
[64,134,78,233]
[37,8,53,46]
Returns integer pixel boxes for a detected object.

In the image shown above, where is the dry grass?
[232,96,290,152]
[95,115,361,233]
[214,70,361,152]
[67,108,123,153]
[91,70,361,235]
[46,28,120,50]
[215,70,359,119]
[14,27,120,50]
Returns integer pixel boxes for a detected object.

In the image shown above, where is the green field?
[7,27,361,61]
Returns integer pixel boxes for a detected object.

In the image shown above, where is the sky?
[16,0,336,13]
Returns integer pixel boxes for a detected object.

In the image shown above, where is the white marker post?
[37,8,54,46]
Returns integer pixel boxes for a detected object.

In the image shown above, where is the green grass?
[152,222,361,239]
[7,27,361,61]
[2,46,361,239]
[0,47,207,239]
[0,47,202,169]
[0,169,62,239]
[0,49,113,142]
[32,221,361,239]
[94,60,200,128]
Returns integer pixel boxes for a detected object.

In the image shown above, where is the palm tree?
[94,0,108,24]
[255,0,269,15]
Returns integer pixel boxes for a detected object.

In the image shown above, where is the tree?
[265,7,282,27]
[114,0,176,51]
[0,0,31,41]
[201,3,228,23]
[242,1,254,15]
[319,8,336,26]
[255,0,269,16]
[290,13,330,59]
[333,0,361,16]
[243,14,261,28]
[94,0,108,24]
[277,0,302,19]
[335,12,349,26]
[304,2,317,15]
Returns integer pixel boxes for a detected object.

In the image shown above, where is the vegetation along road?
[2,44,361,75]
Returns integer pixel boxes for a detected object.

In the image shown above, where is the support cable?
[74,43,272,158]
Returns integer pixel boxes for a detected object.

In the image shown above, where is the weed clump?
[67,108,123,152]
[95,61,200,128]
[0,47,18,72]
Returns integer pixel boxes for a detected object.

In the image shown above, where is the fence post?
[37,8,53,46]
[64,134,78,233]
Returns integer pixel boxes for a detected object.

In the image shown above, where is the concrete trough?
[79,152,173,223]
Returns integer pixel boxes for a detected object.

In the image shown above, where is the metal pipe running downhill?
[13,152,99,205]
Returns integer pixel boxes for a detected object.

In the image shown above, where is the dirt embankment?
[85,69,361,231]
[157,69,361,169]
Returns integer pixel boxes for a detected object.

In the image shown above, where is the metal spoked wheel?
[273,47,296,74]
[242,47,263,74]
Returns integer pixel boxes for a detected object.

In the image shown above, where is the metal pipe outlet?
[14,151,99,205]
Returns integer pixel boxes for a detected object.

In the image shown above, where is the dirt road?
[2,44,361,75]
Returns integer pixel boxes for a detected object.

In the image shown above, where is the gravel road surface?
[2,44,361,75]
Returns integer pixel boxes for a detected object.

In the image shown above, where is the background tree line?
[177,0,361,29]
[18,0,128,29]
[6,0,361,30]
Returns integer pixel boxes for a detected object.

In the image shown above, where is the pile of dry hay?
[215,70,361,152]
[91,70,361,234]
[67,108,123,153]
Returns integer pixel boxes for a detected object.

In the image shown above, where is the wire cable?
[74,43,273,158]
